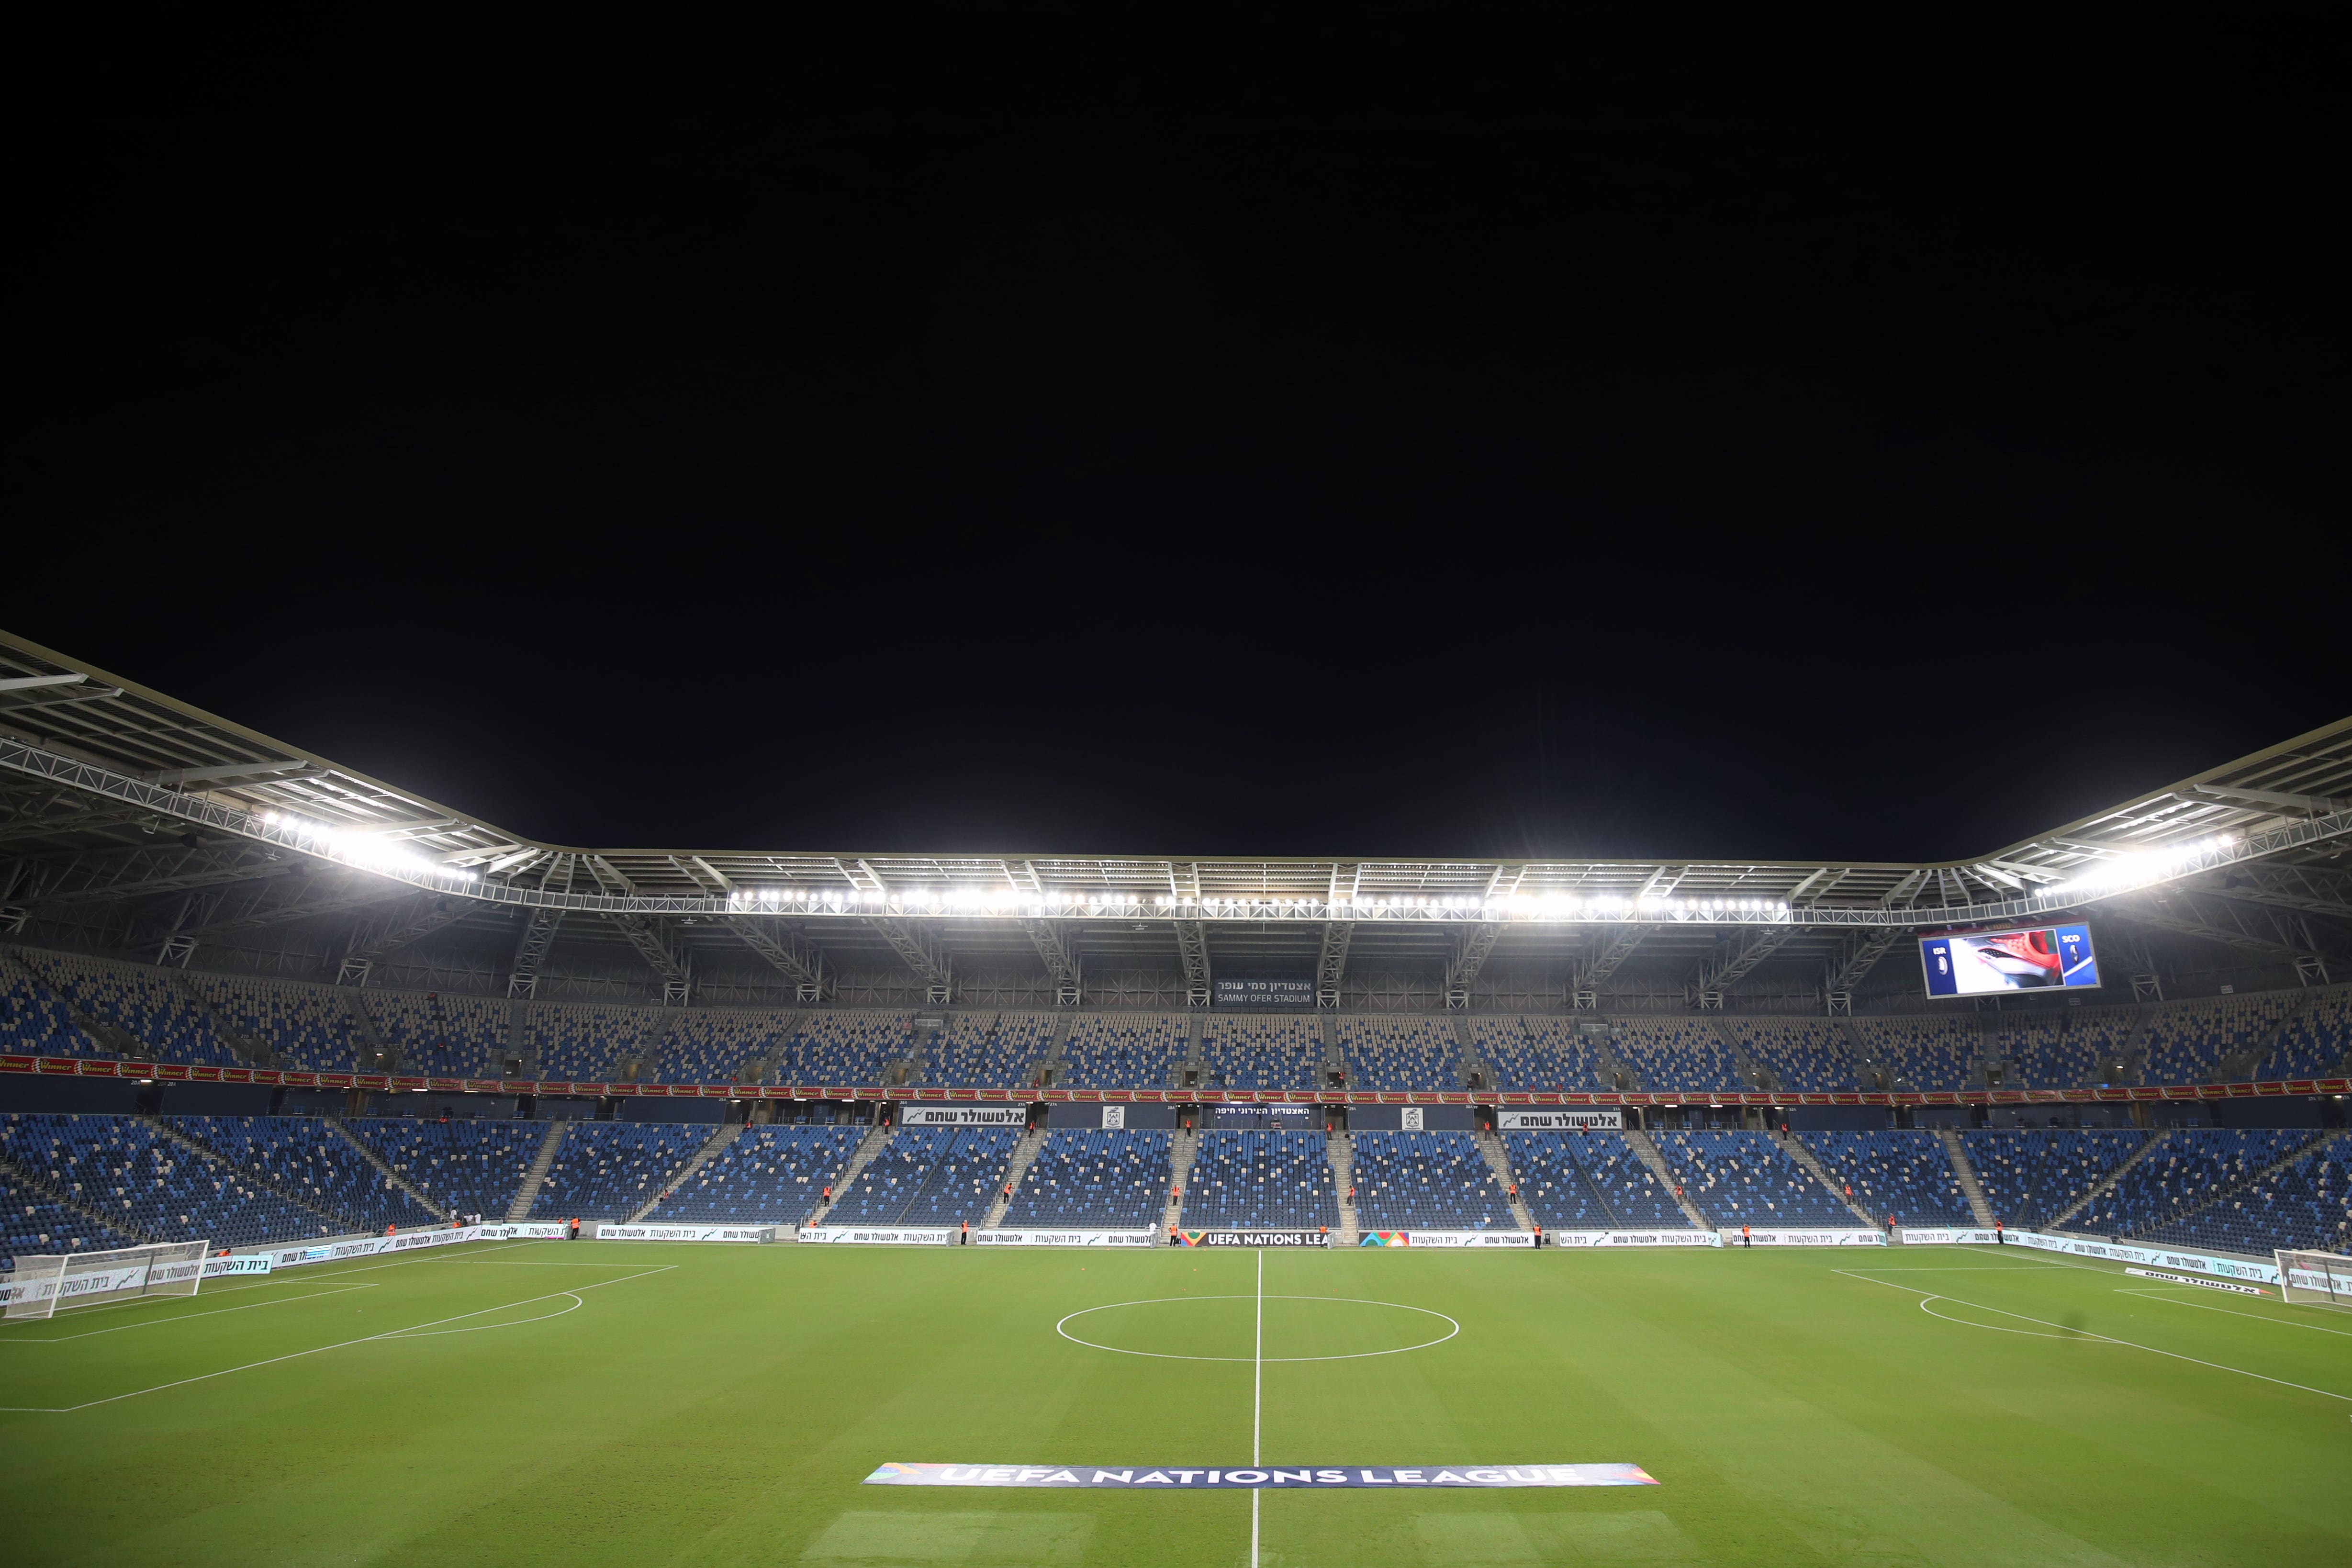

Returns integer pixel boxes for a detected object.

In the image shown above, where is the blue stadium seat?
[1003,1129,1172,1228]
[1350,1131,1507,1229]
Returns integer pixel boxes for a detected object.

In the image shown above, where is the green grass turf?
[5,1239,2351,1566]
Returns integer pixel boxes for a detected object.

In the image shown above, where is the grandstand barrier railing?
[592,1223,776,1243]
[1903,1227,2282,1286]
[7,1050,2344,1106]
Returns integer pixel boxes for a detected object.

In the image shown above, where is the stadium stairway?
[1162,1126,1200,1232]
[506,1122,567,1221]
[1935,1130,1999,1228]
[339,990,390,1072]
[140,1115,356,1234]
[1623,1130,1714,1232]
[2048,1131,2173,1230]
[0,1144,161,1244]
[166,971,272,1067]
[981,1123,1050,1229]
[324,1118,450,1221]
[627,1123,745,1223]
[803,1124,891,1227]
[1470,1128,1536,1233]
[1777,1131,1880,1226]
[1326,1131,1360,1244]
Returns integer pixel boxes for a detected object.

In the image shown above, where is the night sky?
[15,22,2342,864]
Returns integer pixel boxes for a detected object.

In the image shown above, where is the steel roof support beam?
[1317,920,1355,1008]
[1442,922,1500,1008]
[606,913,692,1000]
[507,907,565,999]
[1173,919,1211,1007]
[15,841,293,906]
[335,895,476,986]
[1020,918,1082,1004]
[723,915,827,994]
[2110,891,2331,963]
[1694,923,1799,993]
[867,917,952,994]
[1824,929,1904,994]
[1579,924,1651,990]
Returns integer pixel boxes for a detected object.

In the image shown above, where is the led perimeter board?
[1920,924,2098,997]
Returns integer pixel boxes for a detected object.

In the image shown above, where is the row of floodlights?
[258,811,479,880]
[726,886,1795,915]
[2042,834,2235,895]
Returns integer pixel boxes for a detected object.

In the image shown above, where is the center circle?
[1056,1295,1459,1363]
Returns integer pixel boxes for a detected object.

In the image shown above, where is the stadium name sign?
[865,1462,1657,1489]
[1496,1109,1623,1131]
[898,1106,1028,1127]
[1179,1230,1329,1248]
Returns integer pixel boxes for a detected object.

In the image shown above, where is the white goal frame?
[0,1241,210,1321]
[2274,1248,2352,1310]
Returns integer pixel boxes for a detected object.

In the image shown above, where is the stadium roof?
[3,627,2348,1005]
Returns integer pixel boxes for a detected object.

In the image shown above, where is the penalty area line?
[0,1284,379,1344]
[0,1265,675,1414]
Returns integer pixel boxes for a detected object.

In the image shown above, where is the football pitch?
[4,1240,2348,1566]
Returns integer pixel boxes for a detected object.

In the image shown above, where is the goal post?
[2274,1248,2352,1309]
[0,1241,210,1321]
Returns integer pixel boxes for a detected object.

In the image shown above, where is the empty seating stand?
[822,1128,1019,1227]
[177,1114,440,1231]
[1799,1131,1973,1227]
[1200,1017,1321,1091]
[1058,1016,1189,1089]
[345,1118,546,1221]
[1182,1130,1339,1231]
[0,1113,337,1249]
[641,1125,863,1225]
[1649,1131,1852,1227]
[1960,1130,2146,1228]
[1003,1129,1173,1229]
[528,1123,711,1220]
[1336,1018,1461,1091]
[1349,1130,1508,1230]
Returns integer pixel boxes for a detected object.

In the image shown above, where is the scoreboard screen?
[1920,924,2099,996]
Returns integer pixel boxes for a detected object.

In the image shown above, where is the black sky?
[13,19,2344,863]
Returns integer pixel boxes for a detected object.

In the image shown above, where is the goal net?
[0,1240,210,1321]
[2274,1248,2352,1310]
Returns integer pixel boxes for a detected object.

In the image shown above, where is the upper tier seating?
[1612,1020,1744,1093]
[822,1127,1019,1226]
[1337,1017,1461,1091]
[2139,994,2298,1086]
[346,1118,546,1221]
[1059,1016,1189,1089]
[359,991,509,1078]
[1201,1018,1322,1091]
[778,1012,912,1086]
[922,1013,1055,1089]
[2074,1128,2309,1239]
[1854,1019,1982,1093]
[0,1169,141,1269]
[1799,1131,1973,1227]
[1648,1131,1853,1227]
[191,974,358,1070]
[653,1011,779,1085]
[528,1002,658,1083]
[1726,1020,1855,1093]
[528,1123,710,1219]
[1183,1130,1339,1231]
[1960,1130,2146,1228]
[2265,989,2352,1080]
[0,963,101,1057]
[0,1113,337,1248]
[14,951,238,1066]
[1002,1129,1172,1229]
[639,1125,862,1225]
[177,1115,440,1231]
[1476,1019,1616,1092]
[1350,1130,1509,1230]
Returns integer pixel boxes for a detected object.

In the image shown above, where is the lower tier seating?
[639,1125,864,1224]
[1798,1131,1973,1227]
[1182,1131,1339,1231]
[1350,1130,1510,1230]
[1003,1129,1172,1229]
